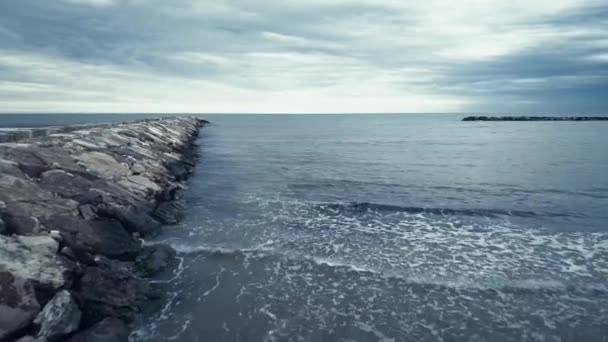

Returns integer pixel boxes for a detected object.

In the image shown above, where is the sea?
[1,114,607,342]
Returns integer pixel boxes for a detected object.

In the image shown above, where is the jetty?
[0,117,205,342]
[462,116,608,121]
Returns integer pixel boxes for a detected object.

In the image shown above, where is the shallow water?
[4,114,607,341]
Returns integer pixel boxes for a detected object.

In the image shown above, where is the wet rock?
[63,318,128,342]
[0,236,70,300]
[0,271,40,341]
[153,200,184,225]
[76,259,150,325]
[97,205,161,237]
[34,290,81,342]
[42,216,140,261]
[136,244,177,276]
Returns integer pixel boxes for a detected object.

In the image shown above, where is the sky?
[0,0,606,114]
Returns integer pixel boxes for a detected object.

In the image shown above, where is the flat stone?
[77,152,130,179]
[63,318,128,342]
[118,175,162,197]
[34,290,81,342]
[0,271,40,341]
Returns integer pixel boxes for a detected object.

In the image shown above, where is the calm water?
[2,114,608,341]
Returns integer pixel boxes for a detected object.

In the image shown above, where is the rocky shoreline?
[462,116,608,121]
[0,117,206,342]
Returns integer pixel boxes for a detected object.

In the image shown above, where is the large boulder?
[0,271,40,341]
[75,258,150,325]
[64,318,128,342]
[96,205,161,236]
[42,216,140,261]
[0,235,70,300]
[33,290,81,342]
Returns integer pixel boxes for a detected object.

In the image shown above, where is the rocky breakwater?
[462,115,608,121]
[0,117,205,342]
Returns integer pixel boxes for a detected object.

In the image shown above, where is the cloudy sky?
[0,0,606,113]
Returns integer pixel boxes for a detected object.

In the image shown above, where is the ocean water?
[2,114,607,341]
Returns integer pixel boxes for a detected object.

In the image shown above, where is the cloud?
[0,0,606,113]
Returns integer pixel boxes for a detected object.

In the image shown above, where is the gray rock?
[136,244,177,276]
[78,205,97,221]
[0,236,69,299]
[2,214,40,235]
[64,318,128,342]
[153,200,184,225]
[76,260,150,325]
[34,290,81,342]
[77,152,130,180]
[60,247,77,261]
[0,217,6,235]
[16,336,48,342]
[130,163,146,175]
[97,205,161,237]
[42,215,140,261]
[0,271,40,341]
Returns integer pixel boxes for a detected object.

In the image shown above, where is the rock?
[48,231,62,243]
[78,205,97,221]
[118,175,162,197]
[0,235,70,301]
[42,216,140,261]
[16,336,48,342]
[2,214,40,235]
[33,290,81,342]
[136,244,177,276]
[153,200,184,225]
[76,260,150,325]
[38,170,142,208]
[77,152,130,180]
[0,271,40,341]
[130,163,146,175]
[60,247,77,261]
[64,318,128,342]
[97,205,161,236]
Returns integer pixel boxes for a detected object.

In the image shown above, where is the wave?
[318,202,540,218]
[168,243,607,295]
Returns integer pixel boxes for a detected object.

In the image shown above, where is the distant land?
[463,116,608,121]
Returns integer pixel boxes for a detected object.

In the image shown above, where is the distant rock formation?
[462,116,608,121]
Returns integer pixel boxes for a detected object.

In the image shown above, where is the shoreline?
[0,117,206,342]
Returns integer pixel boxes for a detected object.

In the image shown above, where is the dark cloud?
[0,0,606,113]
